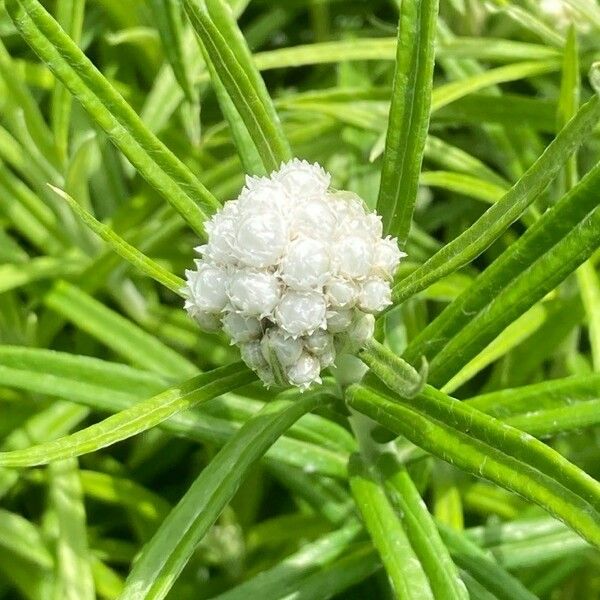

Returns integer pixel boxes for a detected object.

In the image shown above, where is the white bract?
[183,159,404,390]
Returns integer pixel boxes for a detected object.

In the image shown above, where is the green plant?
[0,0,599,598]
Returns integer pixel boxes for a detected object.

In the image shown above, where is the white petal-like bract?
[228,271,281,317]
[276,290,327,337]
[280,237,331,290]
[183,160,404,389]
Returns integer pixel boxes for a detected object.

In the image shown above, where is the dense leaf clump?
[0,0,599,599]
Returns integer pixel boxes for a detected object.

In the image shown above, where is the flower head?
[183,159,404,390]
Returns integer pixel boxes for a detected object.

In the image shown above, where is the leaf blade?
[377,0,439,244]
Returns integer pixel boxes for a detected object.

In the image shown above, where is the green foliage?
[0,1,599,599]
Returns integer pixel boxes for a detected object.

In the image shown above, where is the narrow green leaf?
[183,0,291,171]
[0,256,84,294]
[379,455,469,600]
[431,60,560,112]
[49,186,185,295]
[484,529,589,571]
[347,383,600,548]
[441,304,546,393]
[557,26,580,189]
[349,454,434,599]
[213,522,362,600]
[392,94,600,306]
[577,262,600,370]
[438,524,538,600]
[367,350,600,519]
[504,399,600,438]
[0,348,349,478]
[91,558,124,599]
[403,124,600,375]
[433,94,557,133]
[79,470,170,528]
[419,171,506,204]
[0,363,254,467]
[148,0,196,103]
[0,509,54,569]
[377,0,438,244]
[48,458,95,600]
[467,374,600,418]
[44,281,197,378]
[0,165,66,255]
[6,0,219,235]
[120,393,325,600]
[487,1,564,46]
[425,198,600,386]
[51,0,85,160]
[0,39,61,169]
[207,37,560,75]
[361,339,427,398]
[277,543,380,600]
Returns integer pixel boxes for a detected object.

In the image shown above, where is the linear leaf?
[438,524,538,600]
[0,347,348,477]
[393,94,600,305]
[403,159,600,370]
[50,0,85,160]
[378,455,469,600]
[148,0,196,102]
[49,186,185,295]
[366,350,600,518]
[425,198,600,386]
[431,60,560,111]
[377,0,438,244]
[213,522,362,600]
[44,281,197,378]
[0,363,254,467]
[348,382,600,549]
[349,454,434,599]
[6,0,219,235]
[0,256,84,294]
[467,374,600,418]
[48,458,95,600]
[120,393,325,600]
[214,37,560,74]
[0,39,61,169]
[183,0,291,171]
[277,543,380,599]
[0,509,54,569]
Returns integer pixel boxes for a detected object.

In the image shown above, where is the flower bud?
[280,237,331,290]
[358,278,392,314]
[221,313,262,344]
[304,328,329,354]
[292,197,337,240]
[372,237,404,280]
[325,277,358,308]
[184,264,229,313]
[276,290,327,337]
[240,341,268,370]
[228,271,280,317]
[188,310,221,333]
[235,211,288,268]
[287,352,321,389]
[334,234,374,279]
[261,328,303,366]
[274,159,330,199]
[346,313,375,351]
[326,309,354,333]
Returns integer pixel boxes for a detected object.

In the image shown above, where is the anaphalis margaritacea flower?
[184,159,404,389]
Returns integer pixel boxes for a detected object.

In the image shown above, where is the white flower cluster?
[184,159,404,389]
